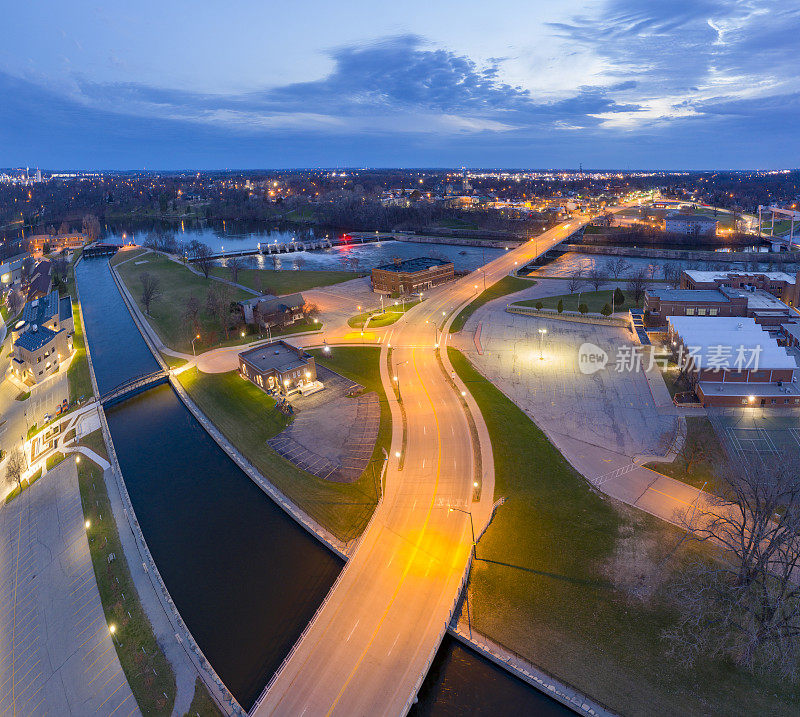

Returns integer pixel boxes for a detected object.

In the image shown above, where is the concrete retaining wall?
[507,304,632,328]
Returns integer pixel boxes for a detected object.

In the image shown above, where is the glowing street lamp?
[191,334,200,356]
[538,327,547,360]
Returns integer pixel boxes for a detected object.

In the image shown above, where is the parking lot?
[0,459,137,716]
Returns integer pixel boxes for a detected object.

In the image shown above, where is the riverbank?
[560,243,800,264]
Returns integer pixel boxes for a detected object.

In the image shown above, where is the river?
[75,254,573,714]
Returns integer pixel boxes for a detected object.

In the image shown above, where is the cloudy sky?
[2,0,798,169]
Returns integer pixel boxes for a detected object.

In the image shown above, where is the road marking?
[387,635,400,657]
[345,620,360,643]
[325,346,445,716]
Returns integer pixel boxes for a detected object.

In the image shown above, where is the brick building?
[667,316,799,407]
[681,269,800,307]
[238,340,317,396]
[371,257,455,295]
[27,233,87,256]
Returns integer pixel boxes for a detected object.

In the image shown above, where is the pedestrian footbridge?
[99,370,169,407]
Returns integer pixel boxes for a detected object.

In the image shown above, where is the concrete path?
[0,458,139,717]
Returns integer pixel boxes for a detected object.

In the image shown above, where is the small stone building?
[239,340,317,396]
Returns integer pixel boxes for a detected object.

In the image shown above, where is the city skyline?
[2,1,799,170]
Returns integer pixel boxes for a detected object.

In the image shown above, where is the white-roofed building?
[681,269,800,307]
[667,316,800,407]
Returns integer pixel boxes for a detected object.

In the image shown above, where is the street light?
[448,506,477,559]
[191,334,200,356]
[538,327,547,360]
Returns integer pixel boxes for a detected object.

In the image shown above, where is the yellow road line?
[326,347,444,716]
[108,691,132,716]
[87,659,113,685]
[84,643,113,672]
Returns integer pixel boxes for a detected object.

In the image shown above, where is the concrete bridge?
[99,369,169,407]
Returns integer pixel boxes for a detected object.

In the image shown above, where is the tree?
[82,214,101,243]
[58,220,70,235]
[535,300,543,311]
[601,303,612,316]
[557,299,564,314]
[586,267,604,291]
[5,448,25,490]
[182,295,201,334]
[52,255,69,282]
[578,303,588,314]
[194,243,214,279]
[7,290,24,317]
[567,268,584,294]
[627,269,649,305]
[140,272,161,315]
[227,256,244,284]
[666,460,800,677]
[206,284,234,339]
[301,302,320,323]
[608,257,631,281]
[613,286,625,309]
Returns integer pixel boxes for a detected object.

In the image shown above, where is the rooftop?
[720,286,793,312]
[22,289,60,326]
[668,316,798,370]
[240,340,310,374]
[374,257,453,273]
[684,269,798,285]
[14,324,61,352]
[648,288,730,302]
[666,213,718,223]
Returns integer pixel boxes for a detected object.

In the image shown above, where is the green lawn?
[182,678,223,717]
[515,288,637,314]
[67,299,94,402]
[177,346,390,542]
[110,246,149,267]
[450,276,534,332]
[645,417,725,491]
[210,267,359,295]
[449,348,799,716]
[348,299,420,328]
[76,430,176,715]
[116,252,251,352]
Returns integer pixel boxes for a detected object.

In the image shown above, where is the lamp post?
[538,327,547,360]
[449,506,477,559]
[191,334,200,356]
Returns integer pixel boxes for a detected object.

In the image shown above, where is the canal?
[76,257,342,710]
[76,255,573,714]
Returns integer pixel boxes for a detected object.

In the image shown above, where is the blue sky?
[2,0,798,170]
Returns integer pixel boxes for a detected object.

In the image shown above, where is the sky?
[2,0,799,170]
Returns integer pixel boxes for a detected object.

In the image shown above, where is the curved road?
[253,218,587,716]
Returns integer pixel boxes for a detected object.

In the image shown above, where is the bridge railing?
[99,369,167,404]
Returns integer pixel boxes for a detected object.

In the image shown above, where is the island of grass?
[450,276,534,332]
[513,288,638,314]
[177,346,390,542]
[347,299,420,328]
[449,347,799,715]
[76,430,176,715]
[209,267,361,294]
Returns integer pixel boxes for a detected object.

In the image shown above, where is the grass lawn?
[161,353,188,369]
[177,345,390,542]
[110,246,150,267]
[67,299,94,402]
[348,299,420,328]
[116,252,251,353]
[4,470,41,504]
[75,429,176,715]
[645,417,725,491]
[210,267,359,295]
[450,276,534,333]
[45,451,65,471]
[15,391,30,401]
[515,288,638,314]
[449,347,799,716]
[183,678,223,717]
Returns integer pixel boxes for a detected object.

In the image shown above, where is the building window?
[741,398,747,404]
[686,308,695,315]
[697,308,706,316]
[709,308,718,316]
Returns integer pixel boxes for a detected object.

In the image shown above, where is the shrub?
[557,299,564,314]
[613,287,625,308]
[578,303,588,314]
[535,300,543,311]
[601,303,612,316]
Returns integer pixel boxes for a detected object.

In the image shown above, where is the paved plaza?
[0,459,138,716]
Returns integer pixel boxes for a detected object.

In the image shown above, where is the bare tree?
[81,214,101,243]
[206,284,234,339]
[227,256,244,284]
[586,267,604,291]
[295,255,306,270]
[5,448,25,490]
[194,243,214,279]
[567,268,584,294]
[627,268,649,305]
[7,290,24,317]
[140,272,161,315]
[52,255,69,282]
[666,460,800,677]
[58,220,71,235]
[182,295,201,335]
[301,302,320,323]
[608,257,631,281]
